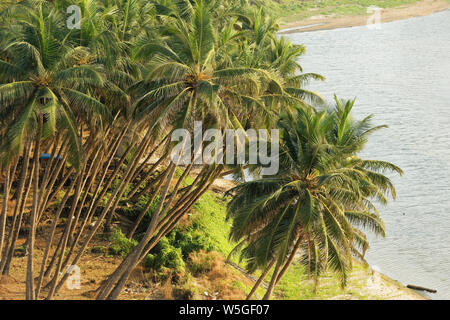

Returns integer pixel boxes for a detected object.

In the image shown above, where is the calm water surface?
[284,10,450,299]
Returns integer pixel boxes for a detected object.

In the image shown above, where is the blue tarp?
[40,153,63,160]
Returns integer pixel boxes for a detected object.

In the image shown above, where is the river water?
[284,10,450,299]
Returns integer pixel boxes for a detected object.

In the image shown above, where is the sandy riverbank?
[278,0,450,33]
[353,267,428,300]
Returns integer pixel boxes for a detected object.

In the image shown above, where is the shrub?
[14,245,27,257]
[143,223,213,275]
[108,228,137,257]
[145,237,185,275]
[173,275,197,299]
[188,250,215,276]
[175,228,214,258]
[91,245,107,254]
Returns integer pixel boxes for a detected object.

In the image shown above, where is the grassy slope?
[261,0,423,24]
[192,189,424,300]
[190,190,267,298]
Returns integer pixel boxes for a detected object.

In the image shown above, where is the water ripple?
[285,10,450,299]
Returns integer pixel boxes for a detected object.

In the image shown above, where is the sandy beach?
[278,0,450,33]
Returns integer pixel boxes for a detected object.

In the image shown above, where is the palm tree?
[0,1,110,298]
[226,97,403,299]
[0,2,110,167]
[94,0,255,299]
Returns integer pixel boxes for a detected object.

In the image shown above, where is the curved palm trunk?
[128,133,169,187]
[84,140,134,227]
[99,165,220,300]
[57,147,112,274]
[46,171,84,300]
[34,175,78,298]
[65,145,102,246]
[26,115,42,300]
[262,259,282,300]
[103,128,154,233]
[1,141,33,276]
[127,169,167,239]
[96,163,177,300]
[246,259,276,300]
[49,129,155,296]
[36,138,69,222]
[127,151,168,201]
[275,236,303,285]
[0,164,11,263]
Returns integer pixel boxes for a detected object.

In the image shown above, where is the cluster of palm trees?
[0,0,401,300]
[226,97,403,299]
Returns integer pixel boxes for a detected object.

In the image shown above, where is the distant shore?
[278,0,450,33]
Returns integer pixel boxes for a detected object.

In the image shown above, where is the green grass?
[258,0,424,25]
[274,262,369,299]
[191,191,235,255]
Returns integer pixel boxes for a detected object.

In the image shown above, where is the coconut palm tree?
[226,97,403,299]
[0,2,111,299]
[0,2,110,167]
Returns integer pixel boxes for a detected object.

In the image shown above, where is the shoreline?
[277,1,448,299]
[278,0,450,34]
[368,268,430,300]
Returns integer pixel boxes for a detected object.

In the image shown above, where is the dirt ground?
[0,235,426,300]
[0,235,251,300]
[0,235,140,300]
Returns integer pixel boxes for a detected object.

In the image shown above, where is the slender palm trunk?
[127,150,168,201]
[97,163,177,300]
[26,115,42,300]
[275,236,302,285]
[84,141,133,227]
[36,138,68,222]
[127,169,167,239]
[0,164,11,262]
[262,259,282,300]
[129,133,169,185]
[35,175,78,298]
[0,141,32,275]
[46,171,84,300]
[58,148,105,274]
[100,165,218,300]
[246,259,275,300]
[50,129,154,296]
[66,145,101,245]
[103,130,154,232]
